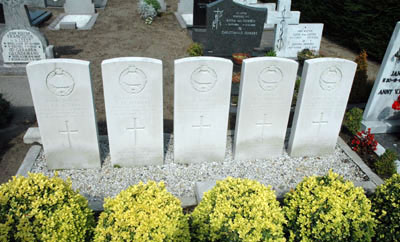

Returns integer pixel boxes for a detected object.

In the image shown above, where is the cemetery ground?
[0,0,385,185]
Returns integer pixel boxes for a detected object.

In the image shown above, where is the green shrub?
[265,49,277,56]
[144,0,161,12]
[297,48,321,65]
[343,107,363,135]
[187,43,203,57]
[190,177,286,242]
[94,181,190,242]
[375,149,398,179]
[372,174,400,242]
[349,50,371,103]
[283,171,376,242]
[0,173,94,242]
[0,94,12,128]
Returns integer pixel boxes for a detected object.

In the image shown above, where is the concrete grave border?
[48,13,99,31]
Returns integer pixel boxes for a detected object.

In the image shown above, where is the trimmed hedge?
[292,0,400,61]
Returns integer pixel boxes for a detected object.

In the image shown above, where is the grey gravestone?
[0,0,46,28]
[204,0,266,56]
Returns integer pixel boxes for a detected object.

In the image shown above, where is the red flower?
[393,95,400,110]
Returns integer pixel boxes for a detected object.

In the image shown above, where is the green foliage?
[292,0,400,61]
[187,43,203,57]
[144,0,161,12]
[372,174,400,242]
[190,177,286,242]
[0,173,94,242]
[265,49,277,56]
[0,94,12,128]
[297,48,321,65]
[283,171,376,242]
[138,1,157,21]
[94,181,190,242]
[343,107,363,135]
[375,149,398,179]
[349,50,371,103]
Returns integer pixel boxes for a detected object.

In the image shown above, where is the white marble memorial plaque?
[1,29,46,63]
[234,57,298,160]
[26,59,101,169]
[362,21,400,133]
[286,23,324,58]
[174,57,233,163]
[102,57,164,167]
[288,58,357,157]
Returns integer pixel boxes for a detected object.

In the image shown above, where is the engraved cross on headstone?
[312,112,328,136]
[59,120,78,149]
[256,113,272,142]
[192,115,211,144]
[126,117,145,146]
[265,0,300,56]
[0,0,46,28]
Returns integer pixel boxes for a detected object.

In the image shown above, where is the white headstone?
[362,21,400,133]
[26,59,101,169]
[102,57,164,167]
[265,0,300,57]
[286,23,324,58]
[1,29,47,63]
[174,57,233,163]
[176,0,193,27]
[288,58,357,157]
[234,57,298,160]
[64,0,95,14]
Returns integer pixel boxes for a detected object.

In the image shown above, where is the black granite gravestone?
[0,5,4,24]
[204,0,266,56]
[193,0,217,27]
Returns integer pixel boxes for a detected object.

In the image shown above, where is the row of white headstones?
[26,56,357,170]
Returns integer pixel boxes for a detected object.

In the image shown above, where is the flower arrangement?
[232,53,250,65]
[283,171,376,242]
[351,128,378,153]
[190,177,286,242]
[94,181,190,242]
[392,95,400,110]
[0,173,94,242]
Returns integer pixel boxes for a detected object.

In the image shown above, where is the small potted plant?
[232,53,250,65]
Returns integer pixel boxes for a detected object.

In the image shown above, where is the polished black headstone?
[205,0,266,56]
[193,0,217,27]
[0,4,4,24]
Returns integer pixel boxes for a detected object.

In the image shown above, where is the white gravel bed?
[31,134,368,201]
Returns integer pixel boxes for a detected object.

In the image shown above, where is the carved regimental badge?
[119,66,147,94]
[191,65,218,92]
[319,66,342,91]
[46,68,75,96]
[258,66,283,91]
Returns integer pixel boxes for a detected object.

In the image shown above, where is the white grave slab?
[64,0,95,14]
[286,23,324,58]
[26,59,101,169]
[362,21,400,133]
[234,57,298,160]
[174,57,233,164]
[102,57,164,167]
[55,15,93,29]
[288,58,357,157]
[1,29,46,63]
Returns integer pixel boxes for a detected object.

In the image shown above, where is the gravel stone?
[30,134,368,201]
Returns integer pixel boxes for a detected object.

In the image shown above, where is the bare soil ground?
[0,0,382,184]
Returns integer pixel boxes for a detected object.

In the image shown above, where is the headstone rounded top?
[27,58,89,68]
[175,56,233,65]
[102,57,162,66]
[46,68,75,96]
[119,66,147,94]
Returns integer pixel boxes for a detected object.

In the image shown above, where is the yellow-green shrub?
[283,171,375,242]
[94,181,190,242]
[0,173,94,242]
[190,177,286,242]
[372,174,400,242]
